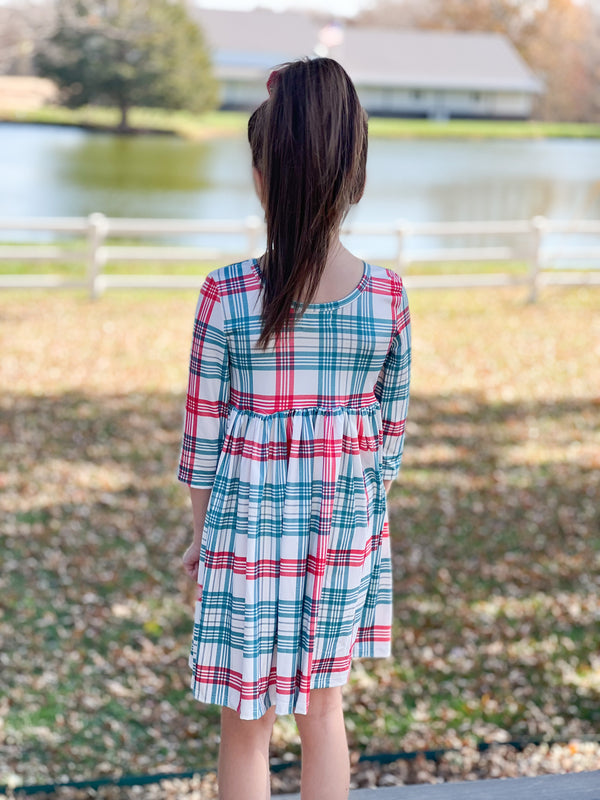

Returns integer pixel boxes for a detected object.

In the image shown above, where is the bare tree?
[0,1,56,75]
[523,0,596,121]
[354,0,435,28]
[586,4,600,121]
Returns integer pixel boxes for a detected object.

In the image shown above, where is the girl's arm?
[178,275,230,488]
[374,275,411,482]
[178,275,230,580]
[190,487,212,543]
[182,487,212,580]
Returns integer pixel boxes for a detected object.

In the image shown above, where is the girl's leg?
[218,705,276,800]
[294,686,351,800]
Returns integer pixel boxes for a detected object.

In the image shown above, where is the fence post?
[87,213,108,299]
[396,219,409,274]
[245,215,263,258]
[528,215,546,303]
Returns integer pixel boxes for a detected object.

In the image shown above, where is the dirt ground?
[0,75,57,111]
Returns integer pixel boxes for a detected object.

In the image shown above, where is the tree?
[354,0,432,28]
[357,0,532,36]
[0,1,56,75]
[521,0,595,121]
[585,4,600,121]
[35,0,218,131]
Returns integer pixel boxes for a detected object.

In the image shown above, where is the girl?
[180,58,411,800]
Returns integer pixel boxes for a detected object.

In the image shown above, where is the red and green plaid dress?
[178,258,411,720]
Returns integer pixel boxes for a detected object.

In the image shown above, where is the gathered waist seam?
[227,402,381,420]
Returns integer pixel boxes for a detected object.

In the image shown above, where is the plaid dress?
[178,258,411,720]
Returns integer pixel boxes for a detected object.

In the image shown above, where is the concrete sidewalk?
[276,770,599,799]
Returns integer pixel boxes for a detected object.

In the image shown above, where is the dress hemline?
[188,644,392,720]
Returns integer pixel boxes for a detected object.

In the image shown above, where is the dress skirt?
[188,403,392,720]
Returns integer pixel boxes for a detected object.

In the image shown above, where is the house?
[195,8,542,120]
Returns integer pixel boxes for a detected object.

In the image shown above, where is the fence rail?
[0,213,599,300]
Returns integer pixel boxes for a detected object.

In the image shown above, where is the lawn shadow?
[1,389,599,780]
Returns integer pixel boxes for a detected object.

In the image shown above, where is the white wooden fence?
[0,213,599,301]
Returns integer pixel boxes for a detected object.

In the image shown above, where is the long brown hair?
[248,58,368,349]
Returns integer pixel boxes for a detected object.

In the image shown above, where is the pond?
[2,122,600,260]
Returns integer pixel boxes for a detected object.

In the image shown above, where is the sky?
[3,0,595,16]
[195,0,374,17]
[3,0,595,13]
[193,0,597,13]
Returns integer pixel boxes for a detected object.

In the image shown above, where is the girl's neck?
[296,237,364,305]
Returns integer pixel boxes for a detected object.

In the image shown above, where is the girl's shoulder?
[204,258,261,297]
[366,262,406,296]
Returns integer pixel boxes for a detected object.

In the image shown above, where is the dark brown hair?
[248,100,267,169]
[248,57,368,349]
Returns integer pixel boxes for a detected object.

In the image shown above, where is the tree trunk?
[118,100,129,133]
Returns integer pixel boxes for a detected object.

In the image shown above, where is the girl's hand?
[182,541,202,581]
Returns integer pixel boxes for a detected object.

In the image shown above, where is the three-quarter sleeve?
[374,274,411,481]
[178,276,230,488]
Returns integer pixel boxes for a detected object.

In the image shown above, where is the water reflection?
[361,139,600,223]
[56,134,212,192]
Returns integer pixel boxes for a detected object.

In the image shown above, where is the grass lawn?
[1,285,599,794]
[3,104,600,140]
[0,106,250,140]
[366,117,600,140]
[0,255,533,280]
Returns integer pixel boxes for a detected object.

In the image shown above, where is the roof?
[197,8,317,75]
[333,29,542,93]
[195,9,542,94]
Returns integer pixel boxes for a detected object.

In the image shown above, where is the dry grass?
[0,77,58,112]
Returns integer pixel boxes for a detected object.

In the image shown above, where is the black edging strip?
[0,770,209,796]
[1,738,596,796]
